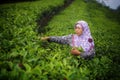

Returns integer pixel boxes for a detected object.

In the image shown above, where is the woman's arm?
[70,47,95,59]
[41,34,72,45]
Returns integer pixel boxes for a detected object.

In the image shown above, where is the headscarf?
[71,20,94,52]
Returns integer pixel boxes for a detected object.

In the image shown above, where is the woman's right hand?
[71,48,81,56]
[41,37,49,41]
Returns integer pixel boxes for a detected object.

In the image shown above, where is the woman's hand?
[71,47,80,56]
[41,37,49,41]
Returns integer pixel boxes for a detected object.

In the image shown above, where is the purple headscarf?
[71,20,94,52]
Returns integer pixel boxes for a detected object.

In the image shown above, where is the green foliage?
[0,0,120,80]
[43,0,120,79]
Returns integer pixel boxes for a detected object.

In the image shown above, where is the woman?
[41,20,95,59]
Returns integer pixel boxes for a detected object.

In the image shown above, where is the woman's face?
[75,25,83,36]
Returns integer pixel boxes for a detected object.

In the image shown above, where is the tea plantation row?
[0,0,69,80]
